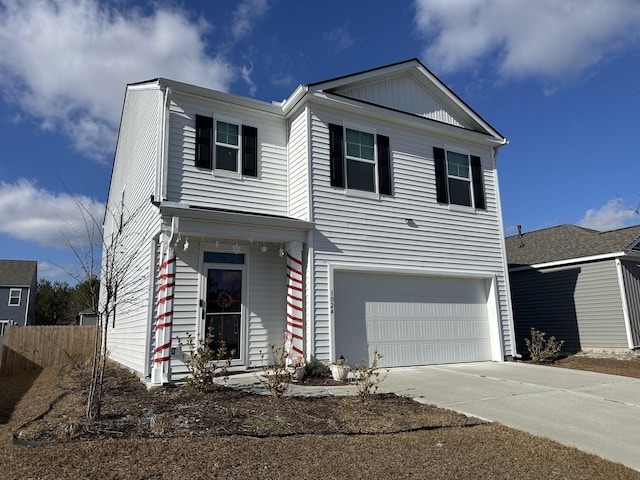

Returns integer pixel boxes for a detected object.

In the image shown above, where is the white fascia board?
[158,202,314,232]
[155,78,284,117]
[508,251,638,272]
[308,92,507,147]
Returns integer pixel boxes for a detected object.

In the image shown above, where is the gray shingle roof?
[505,224,640,267]
[0,260,38,286]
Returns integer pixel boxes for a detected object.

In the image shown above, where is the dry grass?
[1,355,639,480]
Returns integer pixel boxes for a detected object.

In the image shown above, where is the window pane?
[447,151,469,179]
[9,289,20,306]
[448,178,472,206]
[346,129,374,160]
[216,121,239,146]
[216,145,238,171]
[346,159,375,192]
[204,252,245,264]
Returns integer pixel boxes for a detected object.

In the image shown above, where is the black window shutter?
[328,123,345,188]
[433,147,448,204]
[377,134,392,195]
[242,125,258,177]
[195,115,213,169]
[470,155,485,209]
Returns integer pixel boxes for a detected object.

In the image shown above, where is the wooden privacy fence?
[0,325,97,376]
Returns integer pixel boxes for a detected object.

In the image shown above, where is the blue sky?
[1,0,639,284]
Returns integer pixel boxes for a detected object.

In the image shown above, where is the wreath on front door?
[216,291,233,308]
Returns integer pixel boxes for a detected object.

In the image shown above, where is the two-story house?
[103,59,516,384]
[0,260,37,334]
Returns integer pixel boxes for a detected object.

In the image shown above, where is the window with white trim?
[329,123,392,195]
[215,121,240,172]
[0,320,8,336]
[195,115,258,176]
[9,288,21,306]
[433,147,485,209]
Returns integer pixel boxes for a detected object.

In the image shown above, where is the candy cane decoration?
[285,242,304,364]
[151,244,176,384]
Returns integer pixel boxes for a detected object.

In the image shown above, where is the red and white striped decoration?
[152,247,175,384]
[285,243,304,363]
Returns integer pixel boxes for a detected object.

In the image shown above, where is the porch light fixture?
[183,237,189,251]
[279,244,285,257]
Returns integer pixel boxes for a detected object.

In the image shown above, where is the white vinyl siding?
[337,74,468,128]
[105,86,164,375]
[166,92,288,216]
[307,107,512,361]
[288,108,311,220]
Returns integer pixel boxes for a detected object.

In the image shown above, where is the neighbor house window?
[195,115,258,177]
[433,147,485,209]
[0,320,8,336]
[8,288,21,306]
[329,123,392,195]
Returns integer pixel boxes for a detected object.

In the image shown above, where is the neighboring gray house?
[0,260,37,335]
[104,59,516,384]
[506,224,640,352]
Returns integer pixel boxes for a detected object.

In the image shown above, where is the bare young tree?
[63,195,149,420]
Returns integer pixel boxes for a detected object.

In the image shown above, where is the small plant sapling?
[525,327,565,364]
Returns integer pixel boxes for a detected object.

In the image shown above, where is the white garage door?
[334,272,492,368]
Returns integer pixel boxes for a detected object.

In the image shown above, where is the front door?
[205,268,243,360]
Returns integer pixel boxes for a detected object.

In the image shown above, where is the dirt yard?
[1,354,639,480]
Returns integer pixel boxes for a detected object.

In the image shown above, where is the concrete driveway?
[379,362,640,472]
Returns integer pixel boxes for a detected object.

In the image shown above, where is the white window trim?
[214,115,242,176]
[0,320,9,336]
[444,145,474,209]
[343,123,379,194]
[8,288,21,306]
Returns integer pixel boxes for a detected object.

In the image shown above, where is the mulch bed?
[1,355,640,479]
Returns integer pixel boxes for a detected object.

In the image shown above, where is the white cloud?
[323,26,355,53]
[413,0,640,81]
[232,0,269,41]
[0,179,105,249]
[0,0,235,161]
[578,199,638,231]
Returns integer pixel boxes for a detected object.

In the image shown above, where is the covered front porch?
[149,202,313,385]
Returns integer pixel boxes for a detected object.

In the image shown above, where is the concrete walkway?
[378,362,640,472]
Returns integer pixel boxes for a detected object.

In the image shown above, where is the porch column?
[151,233,177,385]
[285,241,304,364]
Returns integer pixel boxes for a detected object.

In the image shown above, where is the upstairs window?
[215,121,239,172]
[195,115,258,177]
[329,123,392,195]
[9,288,21,306]
[434,147,485,209]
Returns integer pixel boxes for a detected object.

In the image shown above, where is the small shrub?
[258,343,291,397]
[305,358,329,379]
[178,329,233,391]
[525,327,564,363]
[353,344,388,400]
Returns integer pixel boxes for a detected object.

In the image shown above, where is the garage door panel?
[335,272,492,368]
